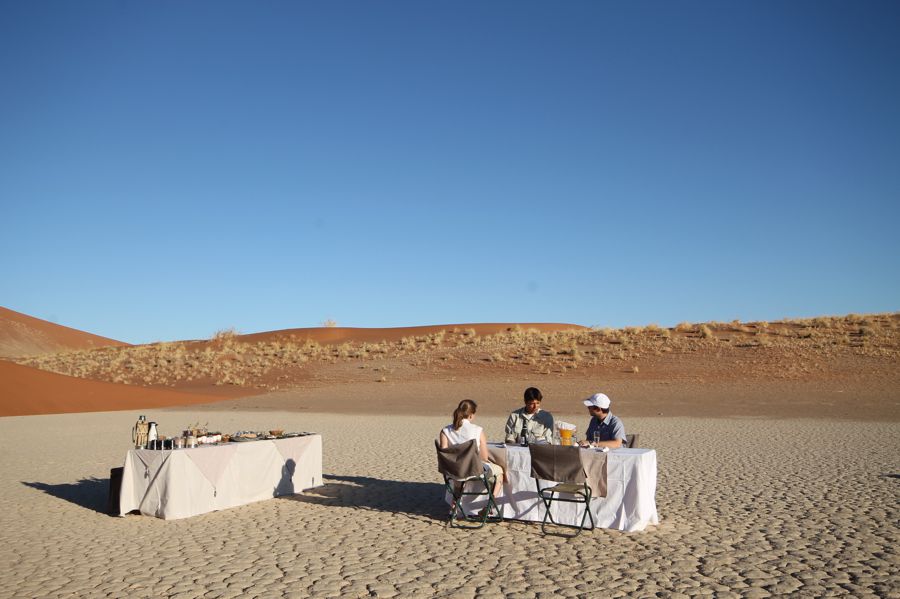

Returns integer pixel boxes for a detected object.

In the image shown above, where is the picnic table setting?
[440,420,658,534]
[117,416,323,520]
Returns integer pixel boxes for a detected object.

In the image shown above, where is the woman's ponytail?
[452,399,478,430]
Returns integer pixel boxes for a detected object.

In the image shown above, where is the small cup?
[592,431,602,446]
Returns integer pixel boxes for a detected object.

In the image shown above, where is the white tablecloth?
[120,435,323,520]
[454,446,658,532]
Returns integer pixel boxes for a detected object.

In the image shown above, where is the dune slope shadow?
[22,478,110,515]
[285,474,447,521]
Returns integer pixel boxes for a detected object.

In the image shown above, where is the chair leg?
[536,481,559,535]
[586,490,595,530]
[483,474,503,522]
[446,475,500,529]
[445,479,464,527]
[537,485,594,537]
[578,489,594,533]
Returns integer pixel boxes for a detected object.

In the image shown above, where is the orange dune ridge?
[0,309,587,416]
[0,306,128,358]
[234,322,587,345]
[0,360,229,417]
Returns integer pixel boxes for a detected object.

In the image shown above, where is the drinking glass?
[592,431,602,446]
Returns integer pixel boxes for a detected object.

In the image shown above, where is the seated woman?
[439,399,504,499]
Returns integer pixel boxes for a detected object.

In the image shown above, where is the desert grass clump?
[699,324,714,339]
[212,328,239,341]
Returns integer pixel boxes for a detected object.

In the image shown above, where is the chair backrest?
[626,433,640,448]
[528,444,586,484]
[435,439,484,480]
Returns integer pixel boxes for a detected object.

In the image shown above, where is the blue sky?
[2,1,898,344]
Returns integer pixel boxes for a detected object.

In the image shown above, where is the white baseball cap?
[583,393,611,410]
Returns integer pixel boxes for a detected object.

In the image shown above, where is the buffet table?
[456,445,658,532]
[120,435,323,520]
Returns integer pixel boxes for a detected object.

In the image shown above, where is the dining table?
[120,434,323,520]
[454,443,658,532]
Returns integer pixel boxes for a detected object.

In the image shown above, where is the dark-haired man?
[504,387,554,443]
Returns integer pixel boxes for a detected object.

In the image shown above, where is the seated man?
[504,387,554,444]
[579,392,626,449]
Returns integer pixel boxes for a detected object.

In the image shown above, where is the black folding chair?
[435,439,501,529]
[529,444,594,537]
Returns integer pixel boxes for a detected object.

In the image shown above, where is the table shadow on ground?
[285,474,447,521]
[22,478,109,515]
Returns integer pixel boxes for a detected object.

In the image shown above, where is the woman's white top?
[441,419,483,451]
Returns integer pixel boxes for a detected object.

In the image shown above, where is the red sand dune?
[237,323,587,345]
[0,306,128,358]
[0,310,586,416]
[0,360,228,417]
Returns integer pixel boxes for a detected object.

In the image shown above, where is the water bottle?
[520,420,528,447]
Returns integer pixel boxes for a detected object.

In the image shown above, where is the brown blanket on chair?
[435,439,483,480]
[528,445,608,498]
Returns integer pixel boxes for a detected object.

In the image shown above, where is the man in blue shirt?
[580,393,626,449]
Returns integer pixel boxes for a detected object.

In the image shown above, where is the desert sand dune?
[237,322,587,345]
[0,306,128,358]
[3,310,898,419]
[0,360,231,417]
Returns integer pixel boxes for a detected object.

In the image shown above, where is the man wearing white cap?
[580,393,626,449]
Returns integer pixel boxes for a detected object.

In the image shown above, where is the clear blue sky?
[2,1,898,344]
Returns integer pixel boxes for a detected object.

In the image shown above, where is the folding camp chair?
[626,433,640,448]
[528,444,594,536]
[435,439,501,528]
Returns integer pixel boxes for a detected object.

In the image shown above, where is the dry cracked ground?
[0,411,897,598]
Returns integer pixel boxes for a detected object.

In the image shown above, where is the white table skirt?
[453,446,658,532]
[120,435,323,520]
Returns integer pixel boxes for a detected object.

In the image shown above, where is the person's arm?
[479,430,490,462]
[593,419,625,449]
[439,431,450,449]
[593,437,623,449]
[504,413,517,442]
[579,419,594,447]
